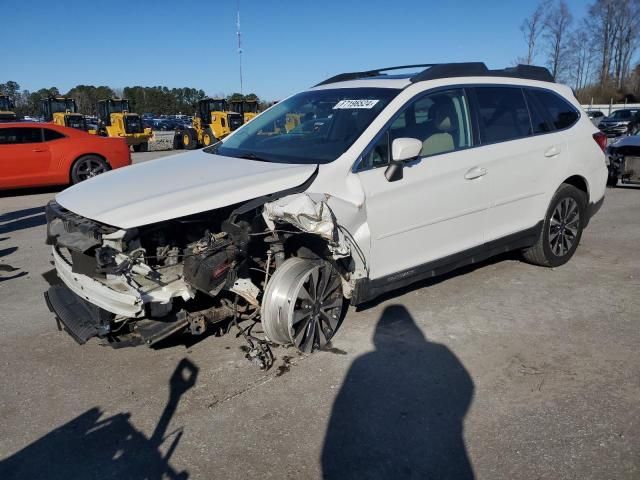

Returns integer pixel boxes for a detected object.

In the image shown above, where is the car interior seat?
[421,96,457,156]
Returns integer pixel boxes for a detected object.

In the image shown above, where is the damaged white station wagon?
[45,63,607,365]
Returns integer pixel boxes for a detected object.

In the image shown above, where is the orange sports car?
[0,122,132,190]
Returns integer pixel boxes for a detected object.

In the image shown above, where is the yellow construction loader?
[96,98,153,152]
[229,99,259,123]
[0,95,17,122]
[41,97,86,130]
[175,98,243,149]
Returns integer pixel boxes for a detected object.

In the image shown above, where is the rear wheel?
[71,155,109,184]
[522,184,586,267]
[182,129,198,150]
[202,128,216,147]
[261,257,344,353]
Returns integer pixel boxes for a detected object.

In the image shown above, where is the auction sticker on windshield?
[333,99,380,109]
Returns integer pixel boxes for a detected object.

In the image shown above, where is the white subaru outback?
[45,63,607,362]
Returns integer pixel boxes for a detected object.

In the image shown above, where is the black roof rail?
[315,63,555,86]
[314,64,437,86]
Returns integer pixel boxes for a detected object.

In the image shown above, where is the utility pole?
[237,0,243,96]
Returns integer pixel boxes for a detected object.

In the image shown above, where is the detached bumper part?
[44,285,112,344]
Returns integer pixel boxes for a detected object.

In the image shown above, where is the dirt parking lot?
[0,152,638,479]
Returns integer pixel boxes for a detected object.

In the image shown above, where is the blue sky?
[2,0,590,101]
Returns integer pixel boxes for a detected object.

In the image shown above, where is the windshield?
[51,99,76,113]
[0,97,11,111]
[214,88,398,164]
[611,110,636,119]
[244,101,258,113]
[207,100,227,112]
[108,100,129,113]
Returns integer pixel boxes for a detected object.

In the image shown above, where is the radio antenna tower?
[237,0,243,95]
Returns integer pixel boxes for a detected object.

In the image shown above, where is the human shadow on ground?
[322,305,475,480]
[0,358,199,480]
[0,206,46,235]
[0,239,27,282]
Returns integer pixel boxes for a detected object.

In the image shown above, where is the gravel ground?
[0,154,638,479]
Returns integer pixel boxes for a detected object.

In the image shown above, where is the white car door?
[474,86,574,242]
[356,88,489,280]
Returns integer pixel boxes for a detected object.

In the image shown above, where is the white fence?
[581,103,640,115]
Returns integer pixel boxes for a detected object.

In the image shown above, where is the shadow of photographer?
[322,305,475,479]
[1,358,199,480]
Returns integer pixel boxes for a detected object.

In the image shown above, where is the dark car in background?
[586,110,605,126]
[599,108,640,136]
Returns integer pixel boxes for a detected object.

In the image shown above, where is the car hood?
[56,150,317,229]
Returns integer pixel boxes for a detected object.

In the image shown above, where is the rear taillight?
[593,131,607,152]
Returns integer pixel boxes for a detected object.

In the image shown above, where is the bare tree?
[520,1,549,64]
[611,0,640,88]
[543,0,573,80]
[567,28,596,91]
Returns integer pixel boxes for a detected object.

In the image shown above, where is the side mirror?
[392,137,423,162]
[385,137,422,182]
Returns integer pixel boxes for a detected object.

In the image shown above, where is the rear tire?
[71,155,109,184]
[522,184,586,267]
[182,128,198,150]
[261,257,345,353]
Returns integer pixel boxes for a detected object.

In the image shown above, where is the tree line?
[0,81,263,117]
[518,0,640,103]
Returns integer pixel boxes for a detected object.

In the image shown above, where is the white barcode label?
[333,99,380,109]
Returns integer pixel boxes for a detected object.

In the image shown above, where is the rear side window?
[524,90,552,134]
[531,90,579,130]
[43,129,66,141]
[0,127,42,145]
[475,87,531,143]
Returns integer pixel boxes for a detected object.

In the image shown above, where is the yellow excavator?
[96,98,153,152]
[41,97,86,130]
[0,95,17,122]
[229,99,259,123]
[175,98,243,149]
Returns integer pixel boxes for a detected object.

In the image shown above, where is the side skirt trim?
[352,221,543,305]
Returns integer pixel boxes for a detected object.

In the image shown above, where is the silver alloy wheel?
[549,197,580,256]
[75,158,107,181]
[261,257,343,353]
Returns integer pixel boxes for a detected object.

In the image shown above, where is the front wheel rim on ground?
[261,258,343,353]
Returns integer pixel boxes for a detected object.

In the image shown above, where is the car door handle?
[32,148,47,152]
[464,166,487,180]
[544,146,561,157]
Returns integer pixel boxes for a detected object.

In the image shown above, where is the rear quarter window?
[531,89,579,130]
[43,129,66,141]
